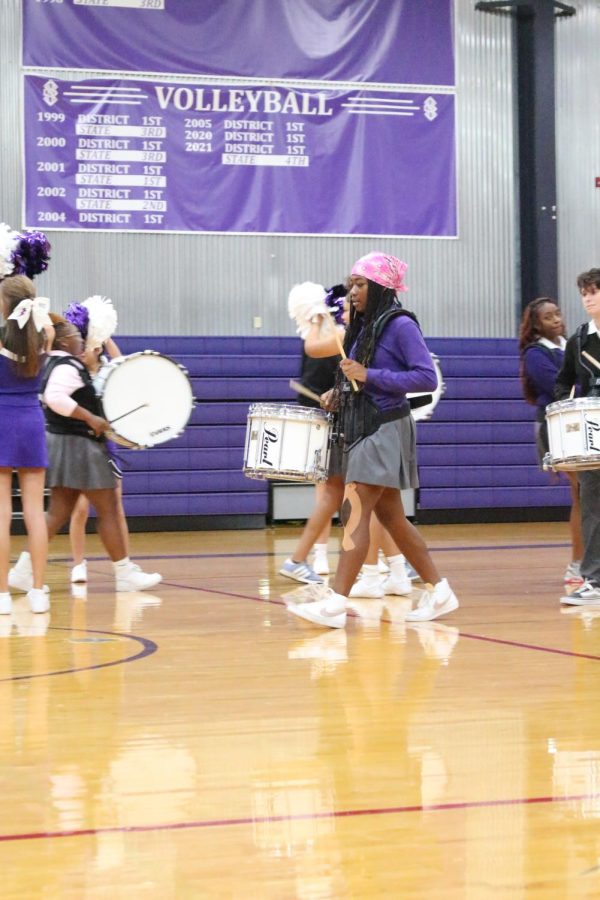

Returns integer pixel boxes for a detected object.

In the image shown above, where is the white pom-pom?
[287,281,330,337]
[82,294,118,349]
[0,222,20,279]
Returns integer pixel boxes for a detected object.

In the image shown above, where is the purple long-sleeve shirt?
[351,314,437,412]
[522,340,565,411]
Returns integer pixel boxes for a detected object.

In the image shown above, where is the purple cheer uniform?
[0,349,48,468]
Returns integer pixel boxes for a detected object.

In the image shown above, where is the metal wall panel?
[556,1,600,331]
[2,0,517,337]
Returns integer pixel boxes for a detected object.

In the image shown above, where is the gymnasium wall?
[2,0,517,338]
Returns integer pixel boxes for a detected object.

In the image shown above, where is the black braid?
[331,280,403,405]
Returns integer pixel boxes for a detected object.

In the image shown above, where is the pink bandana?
[351,252,408,292]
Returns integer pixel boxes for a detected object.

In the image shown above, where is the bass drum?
[407,353,445,422]
[94,351,194,449]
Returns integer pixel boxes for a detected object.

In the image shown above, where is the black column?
[476,1,575,309]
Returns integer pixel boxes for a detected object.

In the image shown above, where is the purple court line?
[0,627,157,683]
[160,581,600,664]
[45,541,571,565]
[0,791,596,844]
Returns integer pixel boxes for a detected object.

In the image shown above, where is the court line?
[0,627,157,683]
[159,581,600,663]
[0,791,596,843]
[45,542,571,565]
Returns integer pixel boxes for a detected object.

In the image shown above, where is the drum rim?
[248,403,329,421]
[546,397,600,413]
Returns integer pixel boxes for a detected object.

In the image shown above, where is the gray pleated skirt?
[342,417,418,490]
[46,433,117,490]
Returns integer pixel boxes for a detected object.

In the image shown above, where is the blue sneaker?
[279,558,324,584]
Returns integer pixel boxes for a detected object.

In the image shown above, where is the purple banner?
[23,0,455,87]
[24,75,456,236]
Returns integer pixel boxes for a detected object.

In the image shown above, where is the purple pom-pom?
[11,230,51,279]
[64,302,90,339]
[325,284,347,325]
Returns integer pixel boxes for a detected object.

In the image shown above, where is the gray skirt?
[342,416,419,490]
[46,433,117,490]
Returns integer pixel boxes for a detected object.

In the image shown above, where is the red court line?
[0,792,596,843]
[163,581,600,663]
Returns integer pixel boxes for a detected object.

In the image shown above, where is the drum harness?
[333,307,425,453]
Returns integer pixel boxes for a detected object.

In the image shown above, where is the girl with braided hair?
[286,252,459,628]
[519,297,583,584]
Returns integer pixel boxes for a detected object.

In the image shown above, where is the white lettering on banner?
[223,144,274,155]
[78,164,131,174]
[79,213,132,224]
[78,139,132,150]
[76,175,167,186]
[76,199,167,211]
[78,115,130,125]
[154,86,333,116]
[78,188,132,199]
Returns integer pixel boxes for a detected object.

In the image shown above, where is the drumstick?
[323,313,358,392]
[109,403,148,425]
[569,385,576,399]
[582,350,600,371]
[289,379,322,404]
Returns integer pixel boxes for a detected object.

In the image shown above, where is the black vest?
[41,356,103,440]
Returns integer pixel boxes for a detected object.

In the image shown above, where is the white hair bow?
[7,297,52,332]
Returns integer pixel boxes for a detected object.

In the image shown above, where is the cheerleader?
[0,276,52,614]
[9,317,161,593]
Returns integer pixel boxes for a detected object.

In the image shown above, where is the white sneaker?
[115,564,162,593]
[0,592,12,615]
[287,587,347,629]
[71,560,88,583]
[28,588,50,614]
[311,553,330,576]
[382,573,412,596]
[377,550,390,574]
[349,578,384,599]
[8,551,49,594]
[405,578,459,622]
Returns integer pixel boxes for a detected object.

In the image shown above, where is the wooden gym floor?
[1,521,599,898]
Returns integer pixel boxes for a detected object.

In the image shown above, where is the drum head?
[101,353,194,448]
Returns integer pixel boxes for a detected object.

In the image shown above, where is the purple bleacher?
[106,336,569,528]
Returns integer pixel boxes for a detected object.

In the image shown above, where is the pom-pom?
[64,302,90,339]
[0,222,20,279]
[324,283,348,325]
[287,281,330,338]
[82,295,118,349]
[11,230,51,279]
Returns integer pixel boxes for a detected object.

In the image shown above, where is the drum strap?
[335,384,409,452]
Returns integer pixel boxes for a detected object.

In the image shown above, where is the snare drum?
[243,403,331,482]
[544,397,600,471]
[95,351,194,449]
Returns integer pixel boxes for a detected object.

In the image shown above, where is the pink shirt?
[42,351,84,417]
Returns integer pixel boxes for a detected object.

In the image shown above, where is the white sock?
[387,553,408,578]
[113,557,131,572]
[313,543,328,557]
[360,563,380,586]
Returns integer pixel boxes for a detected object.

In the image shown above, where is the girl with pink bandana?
[287,252,459,628]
